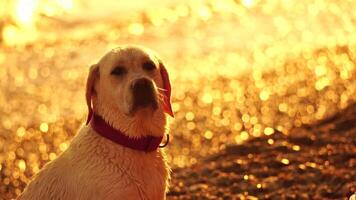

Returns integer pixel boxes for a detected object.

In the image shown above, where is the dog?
[17,46,174,200]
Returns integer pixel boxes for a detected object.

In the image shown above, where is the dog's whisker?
[157,87,167,92]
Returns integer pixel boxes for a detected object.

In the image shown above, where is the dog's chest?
[84,150,168,200]
[69,131,169,199]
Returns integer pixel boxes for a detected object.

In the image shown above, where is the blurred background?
[0,0,355,199]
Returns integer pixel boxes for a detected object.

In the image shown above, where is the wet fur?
[18,46,171,200]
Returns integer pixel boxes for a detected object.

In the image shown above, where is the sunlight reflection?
[1,0,75,45]
[0,0,355,198]
[13,0,38,26]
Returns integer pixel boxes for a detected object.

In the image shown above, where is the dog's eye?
[111,66,127,76]
[142,62,156,71]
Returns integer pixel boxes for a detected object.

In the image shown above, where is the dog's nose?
[132,78,158,110]
[132,78,152,90]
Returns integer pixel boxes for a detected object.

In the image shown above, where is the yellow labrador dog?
[18,46,174,200]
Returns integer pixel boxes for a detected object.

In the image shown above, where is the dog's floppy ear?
[159,61,174,117]
[86,64,99,124]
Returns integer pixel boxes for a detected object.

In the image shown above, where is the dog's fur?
[18,46,172,200]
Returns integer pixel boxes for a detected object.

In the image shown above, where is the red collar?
[90,114,166,152]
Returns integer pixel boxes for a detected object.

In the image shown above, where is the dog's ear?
[86,64,99,124]
[159,61,174,117]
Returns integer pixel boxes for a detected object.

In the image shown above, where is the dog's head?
[85,46,173,137]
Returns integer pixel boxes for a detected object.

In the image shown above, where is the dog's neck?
[89,114,165,152]
[93,101,167,138]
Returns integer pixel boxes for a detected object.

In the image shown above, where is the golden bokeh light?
[0,0,355,199]
[1,0,75,46]
[13,0,38,26]
[281,158,290,165]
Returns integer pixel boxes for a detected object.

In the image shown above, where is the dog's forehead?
[105,47,156,65]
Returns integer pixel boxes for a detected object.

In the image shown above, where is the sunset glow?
[0,0,355,199]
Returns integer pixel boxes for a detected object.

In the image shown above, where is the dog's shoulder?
[17,150,74,199]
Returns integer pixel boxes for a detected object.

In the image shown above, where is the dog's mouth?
[129,78,158,115]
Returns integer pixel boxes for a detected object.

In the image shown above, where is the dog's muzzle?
[131,78,158,111]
